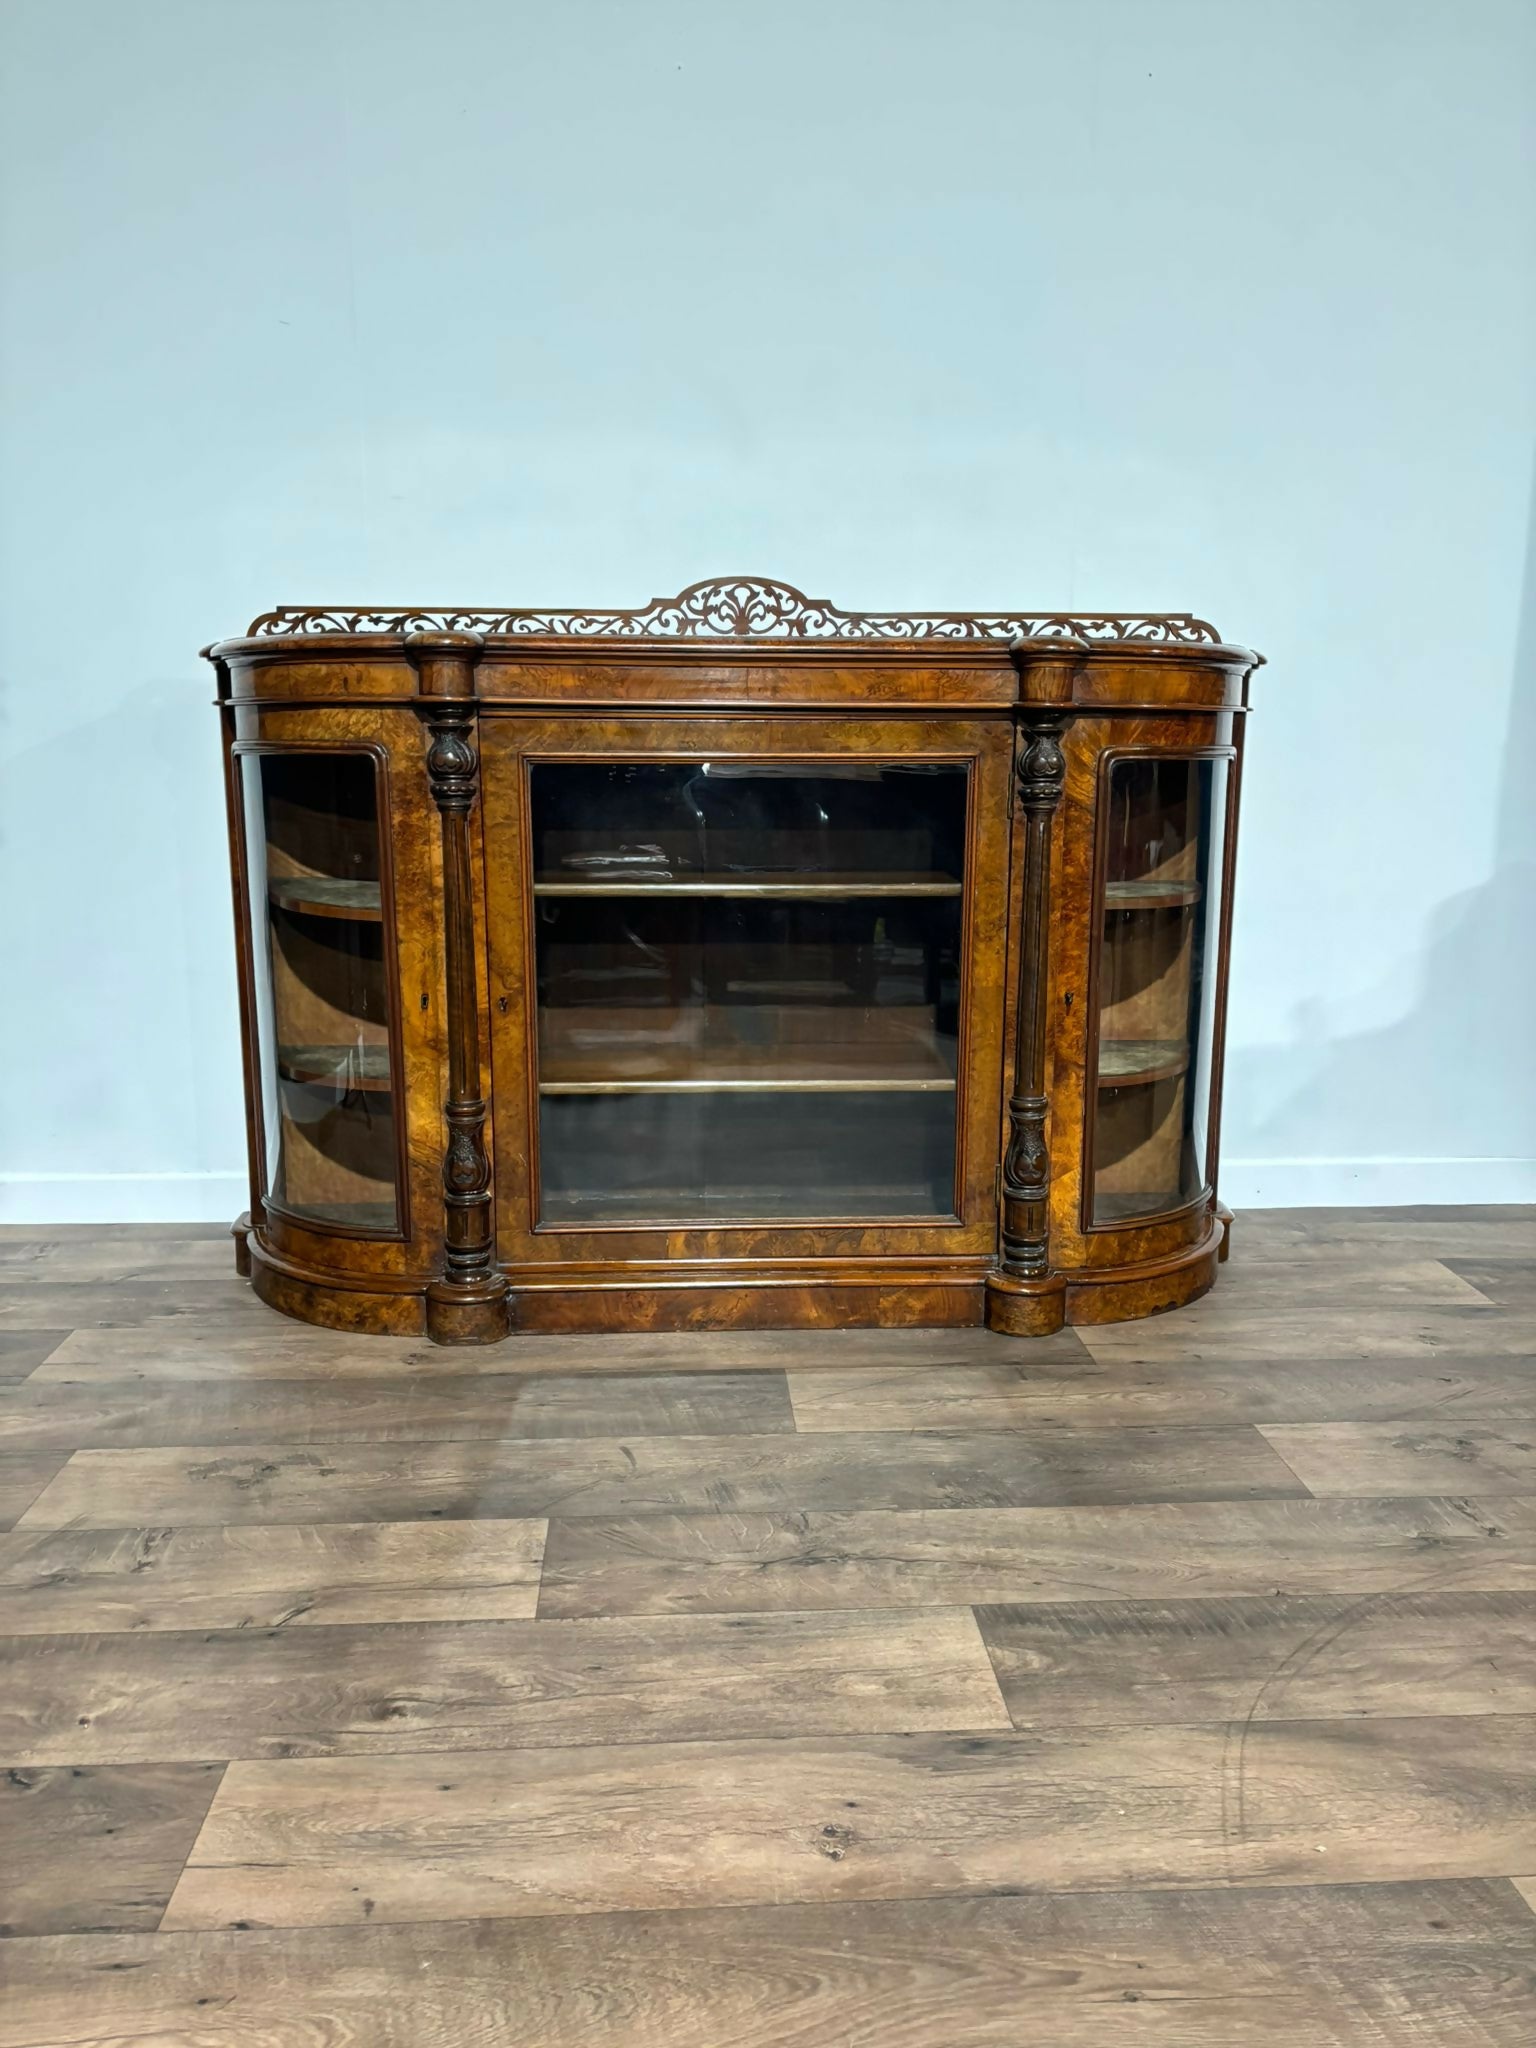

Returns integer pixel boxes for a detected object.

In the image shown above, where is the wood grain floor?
[1,1208,1534,2044]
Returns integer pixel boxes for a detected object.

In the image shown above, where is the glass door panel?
[530,761,967,1222]
[1089,755,1229,1225]
[240,751,400,1230]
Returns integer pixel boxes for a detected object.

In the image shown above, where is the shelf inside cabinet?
[1104,880,1202,910]
[274,1198,397,1230]
[533,870,963,900]
[269,876,383,921]
[538,1003,957,1095]
[1097,1039,1191,1088]
[277,1043,393,1092]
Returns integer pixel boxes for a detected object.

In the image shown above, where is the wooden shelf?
[278,1043,393,1092]
[538,1002,956,1095]
[1104,880,1202,910]
[269,877,382,921]
[542,1074,956,1095]
[542,1182,952,1223]
[1097,1039,1191,1088]
[277,1198,396,1229]
[534,870,963,900]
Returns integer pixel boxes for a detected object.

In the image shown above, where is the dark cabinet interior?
[528,761,966,1224]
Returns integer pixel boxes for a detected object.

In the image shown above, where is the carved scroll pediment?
[247,576,1221,644]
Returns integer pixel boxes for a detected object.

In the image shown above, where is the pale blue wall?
[2,0,1533,1217]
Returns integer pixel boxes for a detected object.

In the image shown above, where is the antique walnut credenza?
[205,578,1261,1345]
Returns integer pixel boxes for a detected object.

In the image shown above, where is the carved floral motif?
[422,709,478,817]
[444,1118,489,1198]
[1016,719,1069,814]
[247,577,1221,645]
[1003,1094,1051,1199]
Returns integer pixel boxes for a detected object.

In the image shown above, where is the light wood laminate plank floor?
[0,1204,1534,2044]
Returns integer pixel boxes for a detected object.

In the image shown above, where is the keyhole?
[1064,991,1075,1011]
[497,995,509,1014]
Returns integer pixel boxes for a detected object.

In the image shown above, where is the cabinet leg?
[231,1212,252,1279]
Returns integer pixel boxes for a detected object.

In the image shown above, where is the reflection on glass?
[241,752,399,1229]
[530,761,968,1222]
[1090,756,1228,1224]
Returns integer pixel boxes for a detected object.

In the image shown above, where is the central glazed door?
[481,714,1013,1287]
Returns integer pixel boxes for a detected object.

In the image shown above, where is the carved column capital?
[403,628,484,703]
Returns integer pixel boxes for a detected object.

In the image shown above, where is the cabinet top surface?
[206,576,1260,668]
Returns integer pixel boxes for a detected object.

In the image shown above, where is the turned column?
[986,697,1073,1336]
[405,631,511,1344]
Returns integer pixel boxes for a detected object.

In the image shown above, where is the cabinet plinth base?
[425,1277,513,1345]
[247,1232,428,1337]
[234,1222,1232,1343]
[1060,1214,1226,1328]
[507,1271,984,1334]
[984,1271,1068,1335]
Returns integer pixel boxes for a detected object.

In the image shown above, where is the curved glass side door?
[1088,754,1230,1226]
[239,749,401,1231]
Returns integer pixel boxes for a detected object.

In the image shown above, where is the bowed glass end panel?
[1090,755,1229,1226]
[240,751,400,1231]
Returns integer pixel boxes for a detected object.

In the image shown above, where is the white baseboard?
[3,1162,1533,1225]
[0,1173,249,1225]
[1220,1158,1536,1208]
